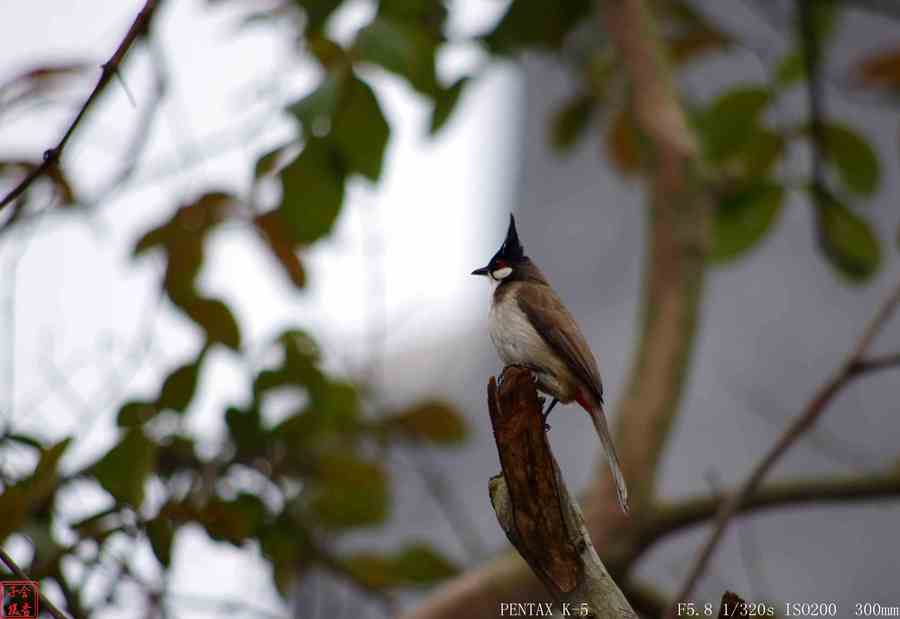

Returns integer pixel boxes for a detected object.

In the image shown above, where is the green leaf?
[184,297,241,350]
[294,0,342,34]
[91,429,157,507]
[288,71,343,137]
[354,16,440,95]
[429,78,467,135]
[226,405,265,458]
[146,516,176,567]
[741,128,784,177]
[712,182,785,263]
[776,3,841,89]
[550,92,594,153]
[310,454,389,528]
[698,86,771,162]
[199,493,267,545]
[384,401,468,444]
[775,51,805,89]
[0,437,72,540]
[343,542,458,588]
[814,189,881,282]
[279,137,345,244]
[116,400,158,427]
[260,513,312,597]
[254,211,307,288]
[158,359,202,413]
[156,436,199,478]
[273,386,361,467]
[823,123,880,196]
[483,0,591,54]
[331,76,390,181]
[254,145,289,179]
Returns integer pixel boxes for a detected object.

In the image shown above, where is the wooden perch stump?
[487,366,637,619]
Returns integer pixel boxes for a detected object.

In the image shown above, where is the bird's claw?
[543,422,552,432]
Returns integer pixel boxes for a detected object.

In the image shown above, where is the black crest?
[495,214,525,262]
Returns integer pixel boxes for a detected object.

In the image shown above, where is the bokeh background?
[2,1,899,618]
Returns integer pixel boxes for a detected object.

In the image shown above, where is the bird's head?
[471,214,526,282]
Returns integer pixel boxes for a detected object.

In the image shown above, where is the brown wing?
[517,286,604,403]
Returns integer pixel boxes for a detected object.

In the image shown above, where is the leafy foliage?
[712,182,785,263]
[344,542,459,588]
[2,0,898,616]
[813,188,881,282]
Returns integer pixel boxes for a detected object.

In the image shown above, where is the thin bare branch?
[0,0,161,211]
[0,545,71,619]
[851,352,900,375]
[672,278,900,610]
[641,471,900,553]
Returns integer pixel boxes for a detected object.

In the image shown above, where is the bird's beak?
[471,266,490,276]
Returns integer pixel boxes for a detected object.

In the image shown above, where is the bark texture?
[488,367,637,619]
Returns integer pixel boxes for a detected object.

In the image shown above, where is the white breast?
[487,284,570,398]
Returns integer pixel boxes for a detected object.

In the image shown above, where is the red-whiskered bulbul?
[472,214,629,514]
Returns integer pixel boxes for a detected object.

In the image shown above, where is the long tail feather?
[587,404,629,514]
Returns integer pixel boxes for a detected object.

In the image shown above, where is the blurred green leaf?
[116,400,158,427]
[332,76,390,180]
[310,454,389,528]
[91,429,157,507]
[483,0,591,54]
[133,192,236,305]
[156,435,199,478]
[775,51,804,88]
[670,29,729,65]
[288,71,343,137]
[776,2,840,89]
[0,438,70,540]
[667,3,730,66]
[712,182,785,263]
[550,92,594,153]
[200,493,267,545]
[822,122,880,196]
[384,401,468,444]
[741,128,784,177]
[814,188,881,282]
[254,145,289,179]
[343,542,458,588]
[379,0,447,33]
[226,405,265,457]
[698,86,770,162]
[146,515,176,567]
[279,137,345,244]
[254,210,307,288]
[429,77,467,134]
[184,296,241,350]
[158,356,203,413]
[294,0,342,34]
[260,512,312,597]
[354,16,440,95]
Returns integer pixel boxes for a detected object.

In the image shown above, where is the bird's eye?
[491,266,512,280]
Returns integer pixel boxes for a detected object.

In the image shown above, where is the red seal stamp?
[1,581,39,618]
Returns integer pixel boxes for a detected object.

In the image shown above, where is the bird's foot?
[543,422,552,432]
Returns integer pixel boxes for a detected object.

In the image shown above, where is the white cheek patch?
[491,267,513,280]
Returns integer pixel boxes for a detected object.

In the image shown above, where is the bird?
[472,214,629,514]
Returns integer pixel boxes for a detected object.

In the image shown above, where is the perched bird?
[472,214,629,514]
